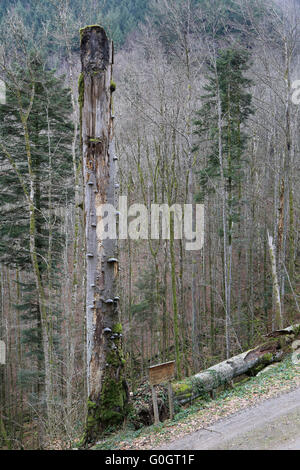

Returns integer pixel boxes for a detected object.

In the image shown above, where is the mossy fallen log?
[126,324,300,427]
[172,324,300,404]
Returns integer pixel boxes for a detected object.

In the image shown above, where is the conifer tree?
[194,48,253,356]
[0,56,73,419]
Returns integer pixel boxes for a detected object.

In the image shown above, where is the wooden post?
[168,381,174,420]
[80,25,127,444]
[151,385,160,425]
[149,361,175,423]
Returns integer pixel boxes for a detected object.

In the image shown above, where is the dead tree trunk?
[171,324,299,404]
[80,25,128,444]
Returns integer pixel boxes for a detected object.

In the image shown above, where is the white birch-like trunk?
[267,232,283,329]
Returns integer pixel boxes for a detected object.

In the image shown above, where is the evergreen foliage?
[0,0,264,49]
[194,48,253,212]
[0,56,74,395]
[0,0,150,48]
[0,57,73,268]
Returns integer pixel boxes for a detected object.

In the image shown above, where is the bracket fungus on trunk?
[80,25,128,445]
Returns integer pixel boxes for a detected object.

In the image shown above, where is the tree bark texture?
[80,25,127,444]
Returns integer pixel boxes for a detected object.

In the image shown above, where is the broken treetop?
[80,25,110,74]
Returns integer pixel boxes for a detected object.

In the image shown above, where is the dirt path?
[160,386,300,450]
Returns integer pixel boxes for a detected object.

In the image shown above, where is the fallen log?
[172,324,300,405]
[127,324,300,427]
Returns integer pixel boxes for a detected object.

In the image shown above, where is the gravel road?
[160,386,300,450]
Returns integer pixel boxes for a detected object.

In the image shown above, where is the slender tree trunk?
[268,232,283,330]
[215,71,230,358]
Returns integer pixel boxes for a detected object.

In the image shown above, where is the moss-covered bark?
[83,323,128,444]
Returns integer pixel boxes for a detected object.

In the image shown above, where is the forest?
[0,0,300,450]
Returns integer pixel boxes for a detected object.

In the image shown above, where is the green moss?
[87,415,97,425]
[83,321,128,444]
[293,325,300,338]
[87,399,97,409]
[99,377,128,425]
[110,80,116,93]
[78,73,84,108]
[248,352,275,376]
[262,352,273,362]
[77,434,86,448]
[172,381,193,397]
[107,351,120,368]
[99,323,127,426]
[112,323,122,334]
[235,376,251,386]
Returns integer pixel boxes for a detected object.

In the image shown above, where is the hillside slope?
[93,356,300,450]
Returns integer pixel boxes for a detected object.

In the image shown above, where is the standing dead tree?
[80,25,128,445]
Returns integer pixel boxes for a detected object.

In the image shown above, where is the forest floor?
[92,356,300,450]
